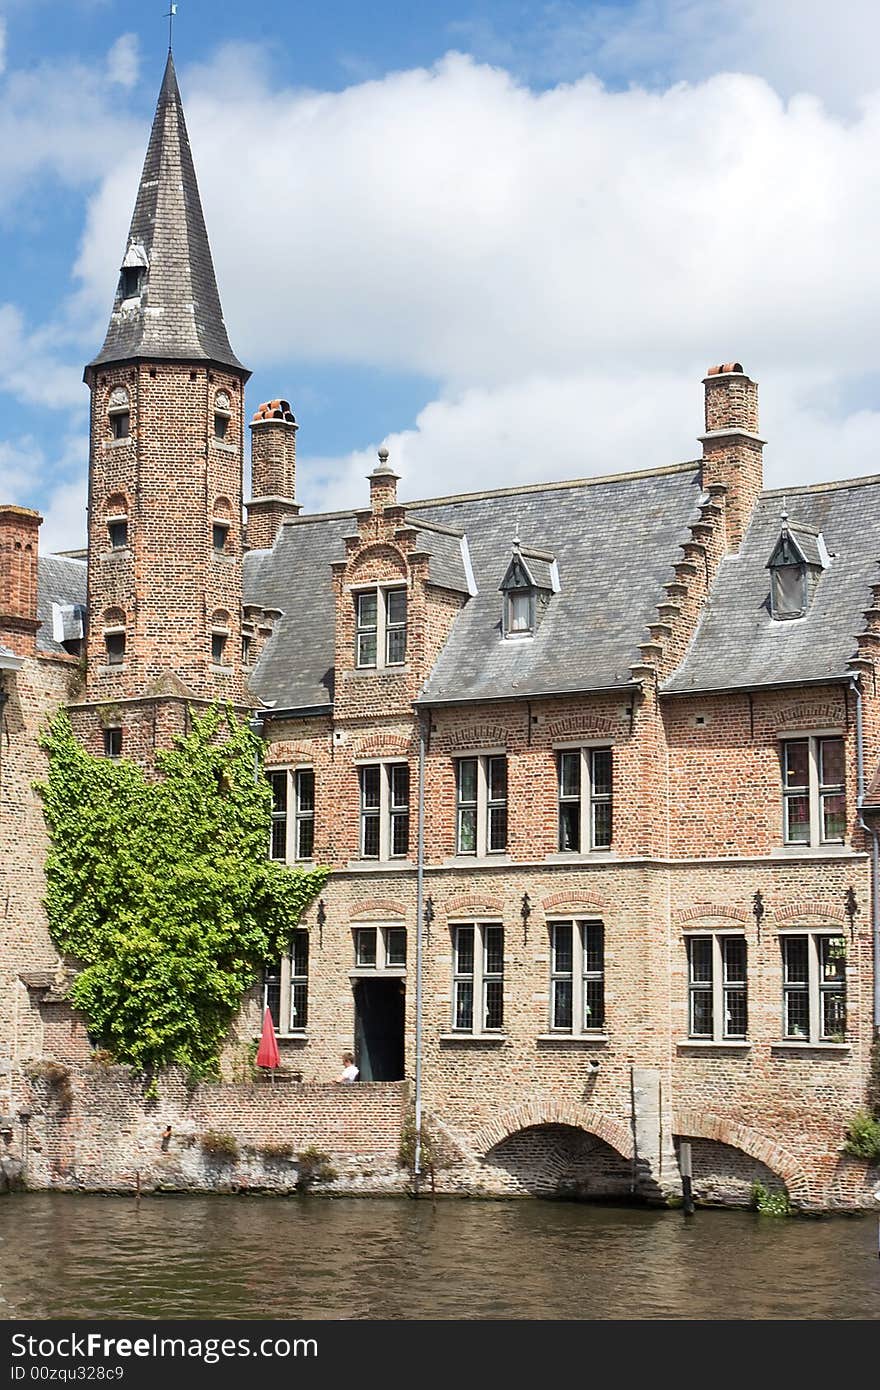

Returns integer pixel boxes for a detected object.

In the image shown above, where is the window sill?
[345,860,415,872]
[439,1033,507,1045]
[209,663,233,673]
[102,549,131,559]
[349,968,406,979]
[544,850,616,864]
[212,440,238,453]
[536,1033,609,1045]
[211,551,238,564]
[98,665,126,674]
[346,665,410,678]
[105,438,134,449]
[254,1032,308,1043]
[770,846,857,859]
[771,1040,851,1052]
[445,854,511,868]
[677,1039,752,1050]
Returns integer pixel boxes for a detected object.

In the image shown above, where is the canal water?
[1,1195,878,1319]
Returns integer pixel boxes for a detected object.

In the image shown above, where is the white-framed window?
[267,768,315,861]
[557,747,612,851]
[359,762,409,860]
[352,925,407,971]
[104,628,126,666]
[549,920,605,1033]
[108,386,130,440]
[102,727,122,759]
[263,929,310,1033]
[781,735,845,846]
[503,587,534,638]
[451,922,504,1034]
[781,933,846,1042]
[455,754,507,855]
[686,934,748,1040]
[354,586,407,668]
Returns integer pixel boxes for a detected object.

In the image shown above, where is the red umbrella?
[256,1007,280,1079]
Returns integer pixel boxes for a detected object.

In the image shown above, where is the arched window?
[210,609,231,666]
[108,387,130,442]
[212,496,232,553]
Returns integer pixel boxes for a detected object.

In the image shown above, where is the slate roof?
[88,53,246,375]
[36,555,87,657]
[245,462,704,711]
[663,476,880,696]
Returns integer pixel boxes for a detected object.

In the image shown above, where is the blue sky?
[3,1,880,548]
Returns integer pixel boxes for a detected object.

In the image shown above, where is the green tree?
[38,707,328,1077]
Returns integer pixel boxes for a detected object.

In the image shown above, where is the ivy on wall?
[37,707,328,1077]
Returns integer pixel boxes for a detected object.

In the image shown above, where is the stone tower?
[83,53,250,709]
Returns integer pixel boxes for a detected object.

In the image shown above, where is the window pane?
[355,929,377,967]
[689,938,713,984]
[771,564,806,618]
[488,756,507,802]
[690,989,713,1037]
[362,815,380,858]
[357,632,377,667]
[559,752,581,799]
[724,988,748,1038]
[484,980,504,1030]
[785,795,810,843]
[819,738,845,789]
[584,978,605,1030]
[783,937,808,984]
[455,981,474,1030]
[263,965,281,1029]
[291,981,308,1030]
[292,931,309,978]
[361,766,381,809]
[820,936,846,984]
[508,591,531,632]
[457,806,477,854]
[386,928,407,966]
[592,801,612,849]
[296,816,314,860]
[455,926,474,975]
[559,802,580,852]
[386,589,407,625]
[269,772,287,813]
[457,758,477,804]
[484,926,504,976]
[270,819,287,860]
[390,811,409,857]
[390,764,409,809]
[723,937,747,983]
[552,979,573,1030]
[551,923,573,974]
[357,591,378,628]
[488,804,508,852]
[591,748,612,797]
[296,769,315,814]
[821,794,846,842]
[785,989,810,1039]
[386,626,407,664]
[783,741,809,789]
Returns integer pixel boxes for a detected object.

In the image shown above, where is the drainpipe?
[413,710,427,1192]
[248,712,266,784]
[851,677,880,1029]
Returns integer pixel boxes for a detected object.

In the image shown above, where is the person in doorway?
[337,1051,359,1083]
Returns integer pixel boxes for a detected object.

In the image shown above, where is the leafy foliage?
[38,707,328,1077]
[751,1180,791,1217]
[842,1109,880,1163]
[201,1131,239,1162]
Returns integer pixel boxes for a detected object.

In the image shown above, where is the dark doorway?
[353,977,405,1081]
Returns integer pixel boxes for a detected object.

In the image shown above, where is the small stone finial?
[377,445,390,466]
[367,447,400,510]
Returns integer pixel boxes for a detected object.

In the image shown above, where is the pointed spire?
[87,52,246,376]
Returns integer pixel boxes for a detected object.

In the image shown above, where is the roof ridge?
[763,470,880,499]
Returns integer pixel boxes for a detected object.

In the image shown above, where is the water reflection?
[0,1195,878,1320]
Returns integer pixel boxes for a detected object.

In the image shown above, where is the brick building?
[1,55,879,1207]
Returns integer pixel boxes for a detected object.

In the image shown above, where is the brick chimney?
[368,448,400,512]
[246,399,299,550]
[0,506,41,657]
[699,363,764,551]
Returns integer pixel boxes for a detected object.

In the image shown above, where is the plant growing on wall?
[37,706,328,1078]
[842,1109,880,1163]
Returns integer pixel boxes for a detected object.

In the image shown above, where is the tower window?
[108,518,128,550]
[214,413,229,440]
[211,632,228,664]
[120,266,142,299]
[108,387,131,441]
[212,522,229,552]
[104,631,126,665]
[103,727,123,759]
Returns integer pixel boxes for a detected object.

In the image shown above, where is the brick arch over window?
[349,899,409,921]
[350,733,411,759]
[102,607,126,628]
[673,1110,809,1202]
[774,902,846,926]
[346,542,408,583]
[445,894,505,918]
[212,495,233,520]
[675,904,749,927]
[541,892,608,915]
[472,1103,633,1161]
[104,492,129,517]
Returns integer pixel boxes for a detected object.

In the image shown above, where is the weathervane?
[166,3,178,51]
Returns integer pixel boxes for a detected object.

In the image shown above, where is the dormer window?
[120,266,143,300]
[766,513,830,622]
[499,540,558,639]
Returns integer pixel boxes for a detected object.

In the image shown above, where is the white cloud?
[0,19,6,77]
[40,476,88,554]
[106,33,139,90]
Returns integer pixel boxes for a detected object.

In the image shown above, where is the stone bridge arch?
[673,1109,810,1203]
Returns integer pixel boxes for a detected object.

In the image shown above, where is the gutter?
[852,676,880,1030]
[415,680,641,711]
[661,674,851,700]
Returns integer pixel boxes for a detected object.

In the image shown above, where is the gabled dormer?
[499,538,558,638]
[766,511,831,621]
